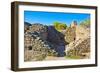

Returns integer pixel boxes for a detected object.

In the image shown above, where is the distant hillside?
[24,22,32,26]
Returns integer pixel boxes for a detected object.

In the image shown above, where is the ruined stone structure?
[47,26,66,57]
[67,38,90,58]
[65,21,77,43]
[76,26,90,40]
[29,23,47,40]
[65,27,76,43]
[71,21,77,28]
[24,20,90,60]
[65,21,90,59]
[24,23,56,61]
[24,32,51,61]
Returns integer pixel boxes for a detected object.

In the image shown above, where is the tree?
[53,22,67,31]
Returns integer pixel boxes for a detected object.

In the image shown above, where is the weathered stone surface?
[65,27,76,43]
[29,23,48,40]
[55,45,66,57]
[24,23,57,61]
[47,26,65,45]
[24,32,56,61]
[66,38,90,59]
[65,21,90,59]
[76,26,90,40]
[71,21,77,28]
[47,26,66,57]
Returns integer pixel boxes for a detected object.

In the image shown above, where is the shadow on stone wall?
[47,26,67,57]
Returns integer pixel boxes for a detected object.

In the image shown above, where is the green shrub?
[53,21,67,31]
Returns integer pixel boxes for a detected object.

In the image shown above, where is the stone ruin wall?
[65,27,76,44]
[64,21,90,59]
[67,38,90,58]
[24,24,56,61]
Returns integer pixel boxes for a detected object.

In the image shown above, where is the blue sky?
[24,11,90,26]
